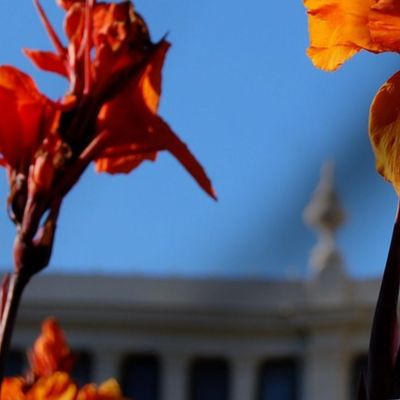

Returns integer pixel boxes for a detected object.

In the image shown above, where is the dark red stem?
[0,272,30,391]
[367,204,400,399]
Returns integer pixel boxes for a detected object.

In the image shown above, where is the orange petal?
[97,379,123,397]
[304,0,377,71]
[26,372,77,400]
[65,4,85,48]
[140,41,169,113]
[154,117,217,199]
[0,65,44,101]
[96,41,169,145]
[0,377,25,400]
[369,0,400,51]
[369,70,400,194]
[0,66,56,170]
[95,40,215,198]
[24,49,69,77]
[29,318,74,378]
[57,0,85,11]
[77,379,125,400]
[95,145,157,174]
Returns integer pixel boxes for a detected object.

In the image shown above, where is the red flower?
[22,0,216,199]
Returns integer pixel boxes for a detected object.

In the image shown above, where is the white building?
[9,165,380,400]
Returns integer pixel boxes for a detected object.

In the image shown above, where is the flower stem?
[0,272,30,390]
[367,202,400,399]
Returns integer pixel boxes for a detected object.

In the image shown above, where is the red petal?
[24,49,69,77]
[154,117,217,200]
[0,66,56,170]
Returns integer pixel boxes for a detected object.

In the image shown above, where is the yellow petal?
[77,379,125,399]
[98,379,123,396]
[304,0,376,70]
[369,71,400,194]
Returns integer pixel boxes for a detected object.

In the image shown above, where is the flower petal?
[29,318,74,378]
[97,379,123,397]
[95,144,157,174]
[0,66,56,170]
[369,0,400,51]
[304,0,377,70]
[27,372,77,400]
[369,70,400,194]
[0,378,25,400]
[95,40,216,198]
[77,379,125,400]
[153,117,217,200]
[24,49,69,77]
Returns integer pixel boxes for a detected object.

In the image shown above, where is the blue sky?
[0,0,398,278]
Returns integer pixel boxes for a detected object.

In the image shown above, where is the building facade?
[9,271,378,400]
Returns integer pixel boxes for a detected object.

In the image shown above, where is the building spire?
[303,161,346,277]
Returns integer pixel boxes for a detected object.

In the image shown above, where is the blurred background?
[0,1,398,400]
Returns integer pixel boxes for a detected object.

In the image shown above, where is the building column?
[303,331,349,400]
[231,356,257,400]
[93,349,122,383]
[161,353,189,400]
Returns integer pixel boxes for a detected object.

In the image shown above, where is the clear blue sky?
[0,0,397,278]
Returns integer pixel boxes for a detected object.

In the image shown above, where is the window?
[189,358,230,400]
[5,349,25,377]
[258,358,300,400]
[72,351,93,387]
[350,354,367,399]
[121,354,160,400]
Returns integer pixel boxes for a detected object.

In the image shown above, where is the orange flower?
[0,319,128,400]
[23,0,216,199]
[29,318,74,378]
[304,0,400,71]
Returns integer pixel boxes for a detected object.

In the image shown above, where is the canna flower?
[22,0,216,199]
[0,0,216,277]
[0,318,128,400]
[0,0,215,250]
[304,0,400,195]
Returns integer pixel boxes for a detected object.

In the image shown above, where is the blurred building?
[10,166,379,400]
